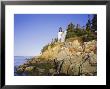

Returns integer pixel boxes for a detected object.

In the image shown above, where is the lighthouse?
[58,27,62,42]
[58,27,67,42]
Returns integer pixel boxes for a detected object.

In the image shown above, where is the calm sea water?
[14,56,33,76]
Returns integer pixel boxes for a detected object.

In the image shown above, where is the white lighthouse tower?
[58,27,62,42]
[58,27,67,42]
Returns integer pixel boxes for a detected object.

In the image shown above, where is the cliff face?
[17,38,97,76]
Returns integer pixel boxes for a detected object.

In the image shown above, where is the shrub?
[41,44,49,53]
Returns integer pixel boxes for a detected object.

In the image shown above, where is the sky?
[14,14,94,56]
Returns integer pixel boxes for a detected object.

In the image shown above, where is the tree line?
[65,14,97,41]
[41,14,97,53]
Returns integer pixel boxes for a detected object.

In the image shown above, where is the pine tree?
[84,15,97,41]
[76,24,79,30]
[86,15,91,32]
[75,24,82,36]
[67,22,75,32]
[66,23,76,39]
[91,14,97,32]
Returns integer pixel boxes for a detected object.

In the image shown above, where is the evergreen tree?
[75,24,82,36]
[76,24,79,30]
[66,23,76,39]
[83,15,97,41]
[54,38,58,43]
[67,22,75,32]
[91,14,97,32]
[82,26,85,30]
[86,15,91,32]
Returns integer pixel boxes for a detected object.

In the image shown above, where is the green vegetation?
[41,14,97,53]
[91,15,97,32]
[65,15,97,41]
[16,15,97,76]
[66,23,76,39]
[41,44,49,53]
[41,38,58,53]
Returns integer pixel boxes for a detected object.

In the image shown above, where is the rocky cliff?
[17,37,97,76]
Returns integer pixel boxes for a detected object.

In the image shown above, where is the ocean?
[14,56,33,76]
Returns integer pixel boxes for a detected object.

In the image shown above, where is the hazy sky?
[14,14,93,56]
